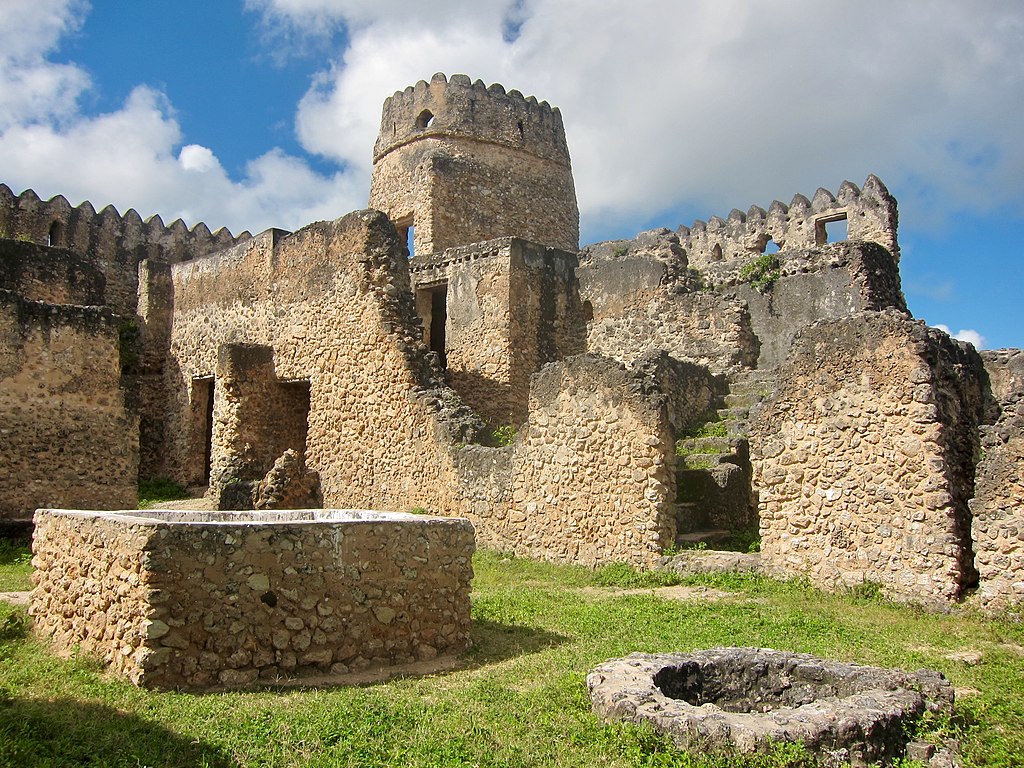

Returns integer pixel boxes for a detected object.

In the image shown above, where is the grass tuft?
[138,477,190,508]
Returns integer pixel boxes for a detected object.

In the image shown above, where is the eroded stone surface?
[587,648,953,764]
[31,507,475,690]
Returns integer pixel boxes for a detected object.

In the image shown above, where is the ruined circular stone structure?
[587,648,954,764]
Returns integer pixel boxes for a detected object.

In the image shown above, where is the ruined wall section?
[971,392,1024,609]
[981,349,1024,404]
[410,237,585,427]
[735,241,907,369]
[679,176,899,286]
[751,311,986,604]
[0,184,249,318]
[0,292,138,520]
[369,73,578,254]
[579,229,757,373]
[166,210,480,515]
[497,355,677,565]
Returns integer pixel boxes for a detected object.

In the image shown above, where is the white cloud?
[268,0,1024,239]
[2,0,1023,246]
[933,324,987,350]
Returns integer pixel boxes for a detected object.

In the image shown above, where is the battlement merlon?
[373,72,572,167]
[678,175,900,271]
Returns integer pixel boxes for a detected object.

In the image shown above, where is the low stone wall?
[971,393,1024,609]
[751,311,986,603]
[31,508,475,690]
[0,293,137,521]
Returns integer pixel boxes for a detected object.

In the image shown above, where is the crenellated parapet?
[678,176,899,285]
[370,74,579,255]
[373,72,571,167]
[0,183,251,316]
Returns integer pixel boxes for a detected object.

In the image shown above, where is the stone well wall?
[751,311,986,603]
[0,293,137,521]
[31,508,475,690]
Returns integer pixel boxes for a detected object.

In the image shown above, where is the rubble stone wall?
[751,311,985,603]
[498,355,677,565]
[981,348,1024,403]
[410,238,585,426]
[0,184,248,317]
[971,393,1024,608]
[736,242,907,369]
[165,212,474,517]
[369,73,578,254]
[0,293,137,520]
[578,231,756,373]
[30,508,474,690]
[0,239,106,306]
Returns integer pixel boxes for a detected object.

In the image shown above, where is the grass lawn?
[1,545,1022,767]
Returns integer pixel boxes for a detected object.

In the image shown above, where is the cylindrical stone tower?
[369,73,579,256]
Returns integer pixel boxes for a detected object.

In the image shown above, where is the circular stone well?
[587,648,954,764]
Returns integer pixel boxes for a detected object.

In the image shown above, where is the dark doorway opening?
[192,377,215,484]
[429,286,447,368]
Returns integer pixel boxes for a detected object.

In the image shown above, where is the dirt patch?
[0,591,29,606]
[577,585,733,601]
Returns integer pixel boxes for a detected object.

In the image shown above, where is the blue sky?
[1,0,1022,349]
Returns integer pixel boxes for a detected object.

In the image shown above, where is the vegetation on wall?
[738,254,781,293]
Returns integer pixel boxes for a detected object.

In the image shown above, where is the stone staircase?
[674,369,776,550]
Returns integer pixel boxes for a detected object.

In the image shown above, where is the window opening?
[711,244,723,262]
[395,214,414,258]
[762,238,780,255]
[416,283,448,369]
[815,213,848,246]
[47,222,63,248]
[416,109,434,129]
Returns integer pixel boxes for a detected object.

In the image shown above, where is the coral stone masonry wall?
[971,393,1024,608]
[31,508,475,689]
[410,238,586,426]
[751,311,986,603]
[369,73,579,255]
[0,292,138,521]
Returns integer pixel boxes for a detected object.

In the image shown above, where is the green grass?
[0,538,32,592]
[0,547,1022,766]
[138,477,191,509]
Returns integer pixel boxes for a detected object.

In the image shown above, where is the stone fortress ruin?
[3,71,1023,613]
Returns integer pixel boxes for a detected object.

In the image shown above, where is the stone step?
[675,529,732,547]
[676,436,741,454]
[723,391,760,408]
[717,407,749,421]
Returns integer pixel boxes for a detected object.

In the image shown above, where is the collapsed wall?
[579,229,758,373]
[751,311,986,603]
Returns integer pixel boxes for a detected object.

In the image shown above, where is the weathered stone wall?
[0,184,249,317]
[679,175,899,283]
[500,355,677,565]
[30,508,474,690]
[0,293,137,520]
[0,239,106,305]
[981,348,1024,403]
[165,211,480,517]
[579,230,757,373]
[751,311,986,603]
[369,73,578,254]
[971,393,1024,609]
[735,242,907,369]
[411,237,585,426]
